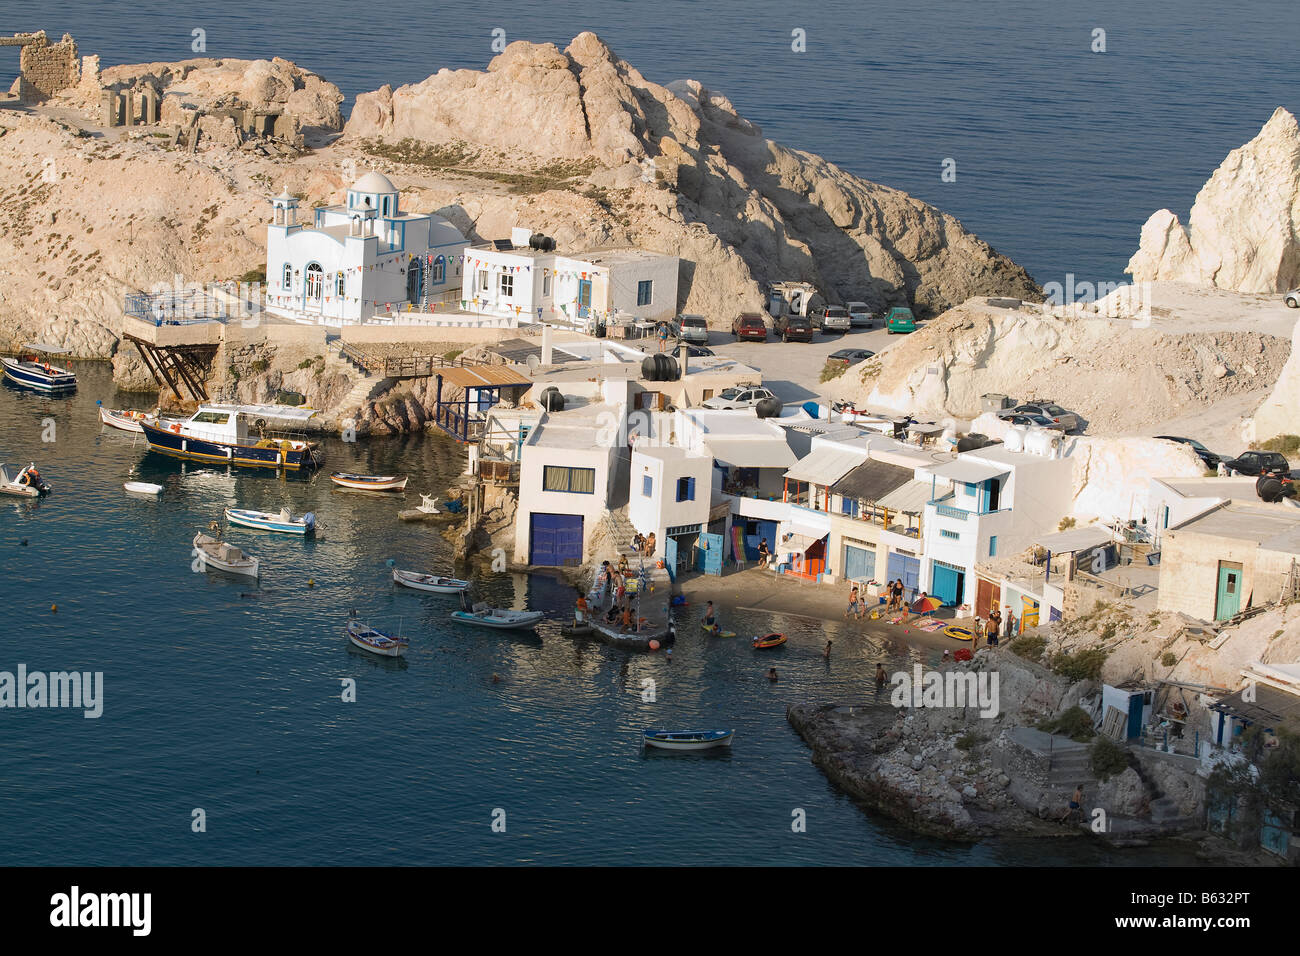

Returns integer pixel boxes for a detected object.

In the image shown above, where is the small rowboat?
[346,620,409,658]
[330,472,408,492]
[643,729,735,751]
[192,531,259,578]
[225,507,315,535]
[392,568,469,594]
[450,606,545,630]
[702,622,736,638]
[0,462,51,497]
[124,481,164,496]
[752,632,787,649]
[943,625,975,642]
[97,403,161,433]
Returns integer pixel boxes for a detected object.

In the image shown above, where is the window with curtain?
[335,272,346,297]
[544,465,596,494]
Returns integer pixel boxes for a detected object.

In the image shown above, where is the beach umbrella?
[910,595,942,615]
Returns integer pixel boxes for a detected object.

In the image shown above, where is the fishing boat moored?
[225,507,316,535]
[392,568,469,593]
[97,402,171,434]
[642,729,735,751]
[191,531,259,578]
[1,344,77,393]
[346,620,409,657]
[330,473,408,491]
[140,404,324,471]
[0,462,51,497]
[450,604,545,630]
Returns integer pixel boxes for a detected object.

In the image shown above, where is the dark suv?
[731,312,768,342]
[773,312,815,342]
[1223,450,1291,477]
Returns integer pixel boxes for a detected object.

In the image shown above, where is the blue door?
[665,535,678,582]
[844,545,875,582]
[529,513,583,566]
[886,552,921,601]
[697,533,723,576]
[577,280,592,318]
[931,560,965,606]
[1126,695,1145,740]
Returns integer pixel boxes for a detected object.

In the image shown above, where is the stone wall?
[15,32,80,98]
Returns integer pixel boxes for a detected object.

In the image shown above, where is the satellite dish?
[526,355,541,371]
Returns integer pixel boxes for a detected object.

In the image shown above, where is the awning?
[209,403,318,424]
[778,533,821,554]
[1033,526,1113,553]
[833,458,915,501]
[927,458,1009,483]
[21,342,71,354]
[876,480,932,516]
[1210,683,1300,733]
[439,365,531,388]
[784,445,866,486]
[703,436,797,469]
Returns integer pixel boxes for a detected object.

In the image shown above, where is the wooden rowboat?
[225,507,315,535]
[192,531,259,578]
[330,472,408,491]
[391,568,469,593]
[643,729,734,751]
[346,620,409,657]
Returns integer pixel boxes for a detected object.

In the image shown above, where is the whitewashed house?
[463,230,679,326]
[265,172,468,325]
[628,444,713,570]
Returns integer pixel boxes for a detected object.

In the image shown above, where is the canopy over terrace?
[432,363,531,443]
[782,445,867,509]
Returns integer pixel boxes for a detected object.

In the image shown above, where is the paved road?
[704,323,901,406]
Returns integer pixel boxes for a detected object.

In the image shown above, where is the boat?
[702,622,737,638]
[97,403,176,434]
[191,531,259,578]
[943,625,975,642]
[1,344,77,393]
[643,729,735,751]
[330,473,408,491]
[123,481,164,496]
[391,568,469,593]
[140,404,324,471]
[346,620,409,658]
[225,507,316,535]
[0,462,51,497]
[450,604,545,630]
[752,632,787,649]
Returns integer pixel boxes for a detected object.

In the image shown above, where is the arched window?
[305,263,323,301]
[432,256,446,285]
[282,263,292,289]
[381,196,390,216]
[335,271,346,298]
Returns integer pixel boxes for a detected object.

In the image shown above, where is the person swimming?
[702,600,718,634]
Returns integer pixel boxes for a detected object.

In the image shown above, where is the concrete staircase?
[325,342,391,425]
[599,507,674,597]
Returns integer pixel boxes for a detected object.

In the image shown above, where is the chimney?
[678,340,688,377]
[541,324,553,365]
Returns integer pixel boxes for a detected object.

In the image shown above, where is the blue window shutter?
[643,475,653,498]
[989,535,998,557]
[687,477,695,501]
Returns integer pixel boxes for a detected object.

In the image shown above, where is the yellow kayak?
[944,625,975,642]
[702,623,736,638]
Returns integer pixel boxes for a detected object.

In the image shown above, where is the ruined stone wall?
[18,33,79,97]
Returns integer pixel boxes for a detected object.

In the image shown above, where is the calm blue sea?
[0,367,1209,865]
[2,0,1297,290]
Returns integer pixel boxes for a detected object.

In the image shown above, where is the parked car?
[774,312,815,342]
[1284,288,1300,309]
[1000,412,1067,432]
[814,305,851,333]
[1222,450,1291,477]
[731,312,768,342]
[1008,401,1080,433]
[1154,435,1222,469]
[885,307,917,333]
[677,314,710,345]
[826,348,875,366]
[700,385,778,410]
[846,301,875,328]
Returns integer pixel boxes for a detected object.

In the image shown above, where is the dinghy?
[346,620,409,658]
[224,507,315,535]
[330,472,408,491]
[1,344,76,393]
[0,462,51,497]
[124,481,164,496]
[391,568,469,593]
[97,403,159,433]
[752,632,787,649]
[191,531,259,578]
[450,604,545,630]
[643,729,735,751]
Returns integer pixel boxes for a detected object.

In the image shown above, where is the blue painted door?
[1261,810,1290,857]
[931,561,963,606]
[529,513,583,566]
[1215,562,1242,620]
[1126,695,1145,740]
[697,533,723,576]
[844,545,875,582]
[886,552,921,601]
[577,280,592,318]
[665,535,678,582]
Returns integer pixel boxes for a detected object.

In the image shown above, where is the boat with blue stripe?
[2,343,77,393]
[225,507,315,534]
[642,729,735,751]
[140,403,324,472]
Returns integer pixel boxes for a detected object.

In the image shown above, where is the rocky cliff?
[1127,107,1300,294]
[345,32,1040,320]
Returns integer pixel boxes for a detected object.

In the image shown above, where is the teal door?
[844,545,875,582]
[1215,563,1242,620]
[665,536,678,582]
[697,533,723,576]
[577,280,592,318]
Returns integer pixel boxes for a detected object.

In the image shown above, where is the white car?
[818,305,851,332]
[846,301,875,327]
[1285,288,1300,309]
[677,314,710,345]
[700,385,778,410]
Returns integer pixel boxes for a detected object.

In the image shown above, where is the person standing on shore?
[986,608,1002,647]
[845,584,859,618]
[1005,611,1017,641]
[758,538,771,569]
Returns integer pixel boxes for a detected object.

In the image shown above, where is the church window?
[282,263,292,289]
[305,263,323,301]
[432,257,446,284]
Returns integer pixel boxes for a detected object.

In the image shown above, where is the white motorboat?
[392,568,470,594]
[191,531,259,578]
[225,507,315,535]
[123,481,164,496]
[0,462,51,497]
[449,604,545,630]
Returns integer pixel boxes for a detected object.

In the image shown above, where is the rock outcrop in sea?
[1127,107,1300,294]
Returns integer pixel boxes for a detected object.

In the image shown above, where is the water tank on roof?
[641,355,661,381]
[755,397,782,419]
[539,387,565,412]
[1004,425,1026,453]
[1024,428,1062,458]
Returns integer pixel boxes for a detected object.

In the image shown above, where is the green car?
[885,307,917,334]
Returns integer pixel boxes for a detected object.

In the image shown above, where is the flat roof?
[785,445,867,486]
[575,247,674,265]
[529,403,620,450]
[927,458,1009,483]
[439,365,531,388]
[1173,502,1300,546]
[703,436,797,469]
[1158,476,1260,501]
[1033,526,1113,553]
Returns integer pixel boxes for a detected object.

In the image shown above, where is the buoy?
[648,640,660,651]
[51,604,57,613]
[20,539,28,546]
[491,673,500,683]
[307,578,315,588]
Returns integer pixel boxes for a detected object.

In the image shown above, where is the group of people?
[973,607,1017,648]
[630,531,657,557]
[846,579,921,621]
[595,560,641,633]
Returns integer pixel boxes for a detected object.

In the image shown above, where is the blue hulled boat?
[140,404,324,472]
[225,507,315,534]
[2,344,77,393]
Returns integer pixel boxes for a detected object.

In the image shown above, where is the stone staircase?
[597,507,674,598]
[325,342,391,425]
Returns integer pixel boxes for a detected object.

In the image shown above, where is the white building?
[627,444,713,572]
[265,172,469,325]
[464,230,679,327]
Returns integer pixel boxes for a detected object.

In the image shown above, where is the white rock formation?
[1251,314,1300,443]
[1126,107,1300,293]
